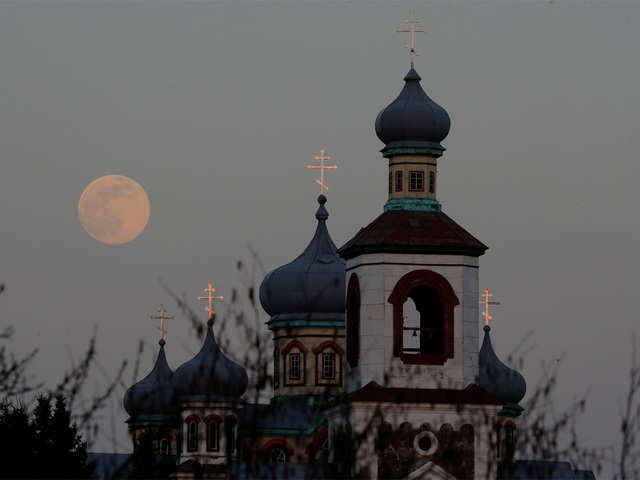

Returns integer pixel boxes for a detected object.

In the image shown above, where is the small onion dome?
[123,339,175,423]
[260,195,345,319]
[375,67,451,158]
[172,318,248,403]
[477,325,526,416]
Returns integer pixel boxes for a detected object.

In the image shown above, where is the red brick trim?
[312,340,344,355]
[203,414,222,424]
[346,273,361,368]
[261,439,294,456]
[281,339,309,355]
[388,269,458,365]
[184,414,201,424]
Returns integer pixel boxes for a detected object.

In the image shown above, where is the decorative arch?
[346,273,361,368]
[184,414,201,424]
[306,425,328,456]
[203,414,222,424]
[388,269,459,365]
[282,340,308,386]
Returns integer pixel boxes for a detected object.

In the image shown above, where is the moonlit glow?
[78,174,150,245]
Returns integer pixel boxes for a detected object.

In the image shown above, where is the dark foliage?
[0,394,95,478]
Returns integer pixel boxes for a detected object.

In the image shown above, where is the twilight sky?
[0,0,639,459]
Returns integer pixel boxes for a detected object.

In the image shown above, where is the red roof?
[341,381,502,406]
[339,210,488,259]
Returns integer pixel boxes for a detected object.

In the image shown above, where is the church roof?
[239,397,326,436]
[123,339,175,423]
[375,67,451,158]
[172,318,248,403]
[260,195,345,320]
[339,210,488,260]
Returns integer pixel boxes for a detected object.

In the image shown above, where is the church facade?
[122,28,594,480]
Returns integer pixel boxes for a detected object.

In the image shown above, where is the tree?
[0,394,94,478]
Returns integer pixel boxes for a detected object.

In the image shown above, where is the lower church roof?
[339,210,488,259]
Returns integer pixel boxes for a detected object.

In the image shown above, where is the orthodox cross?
[480,288,501,326]
[396,11,425,65]
[198,283,224,320]
[150,304,174,340]
[307,149,338,194]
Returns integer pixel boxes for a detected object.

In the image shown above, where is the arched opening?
[207,420,218,451]
[269,447,287,464]
[389,269,458,365]
[402,285,444,355]
[187,421,198,452]
[346,273,360,368]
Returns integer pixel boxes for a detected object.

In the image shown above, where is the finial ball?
[318,194,327,205]
[483,325,491,332]
[207,316,215,328]
[159,338,166,347]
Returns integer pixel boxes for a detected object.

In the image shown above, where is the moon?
[78,175,150,245]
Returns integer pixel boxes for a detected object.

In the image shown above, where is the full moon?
[78,175,150,245]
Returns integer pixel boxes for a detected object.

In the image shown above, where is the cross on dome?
[396,11,426,65]
[150,304,174,341]
[480,288,501,326]
[307,149,338,195]
[198,283,224,320]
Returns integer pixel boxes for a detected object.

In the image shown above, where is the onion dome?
[260,195,345,321]
[477,325,526,416]
[375,67,451,158]
[123,339,175,423]
[172,317,248,403]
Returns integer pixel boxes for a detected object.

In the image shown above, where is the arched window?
[187,421,198,452]
[207,421,218,451]
[269,447,288,464]
[160,438,169,456]
[313,341,344,386]
[225,416,238,455]
[388,270,458,365]
[346,273,361,368]
[282,340,308,386]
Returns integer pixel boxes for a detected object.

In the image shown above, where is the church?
[121,14,595,480]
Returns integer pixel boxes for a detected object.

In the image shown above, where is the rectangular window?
[288,353,300,380]
[395,171,403,192]
[322,352,335,379]
[429,171,435,194]
[409,171,425,192]
[388,171,392,194]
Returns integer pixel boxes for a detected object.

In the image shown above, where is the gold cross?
[198,283,224,320]
[307,149,338,194]
[479,288,501,326]
[396,11,425,65]
[150,304,174,340]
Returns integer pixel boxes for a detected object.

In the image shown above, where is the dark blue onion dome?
[260,195,345,321]
[172,317,248,402]
[375,67,451,158]
[477,325,527,416]
[123,339,175,424]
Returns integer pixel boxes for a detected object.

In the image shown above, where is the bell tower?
[339,27,487,392]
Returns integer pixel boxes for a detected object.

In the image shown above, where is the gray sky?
[1,0,639,461]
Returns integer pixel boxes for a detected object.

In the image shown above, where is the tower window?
[322,352,335,380]
[429,171,435,194]
[289,353,301,380]
[187,421,198,452]
[395,171,403,192]
[207,420,218,451]
[160,438,169,456]
[409,171,424,192]
[225,417,237,455]
[388,171,392,194]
